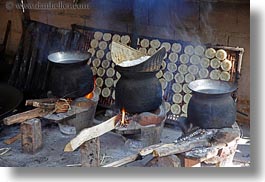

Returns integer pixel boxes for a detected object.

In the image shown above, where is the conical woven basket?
[111,41,145,65]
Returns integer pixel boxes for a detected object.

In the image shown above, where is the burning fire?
[85,92,94,99]
[121,108,126,125]
[85,78,96,99]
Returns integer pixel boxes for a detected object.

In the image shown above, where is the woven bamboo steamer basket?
[111,41,146,65]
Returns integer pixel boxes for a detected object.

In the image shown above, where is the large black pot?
[48,51,94,98]
[115,66,162,113]
[187,79,237,129]
[0,83,23,121]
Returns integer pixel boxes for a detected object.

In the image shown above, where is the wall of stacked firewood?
[0,0,249,124]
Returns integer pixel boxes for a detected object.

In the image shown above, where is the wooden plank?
[64,115,118,152]
[3,108,52,125]
[80,137,100,167]
[102,154,139,167]
[4,133,21,145]
[139,143,164,156]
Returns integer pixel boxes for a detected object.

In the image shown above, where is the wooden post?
[80,137,100,167]
[20,118,42,154]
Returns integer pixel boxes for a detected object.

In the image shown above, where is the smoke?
[199,1,214,44]
[86,0,214,46]
[132,0,213,46]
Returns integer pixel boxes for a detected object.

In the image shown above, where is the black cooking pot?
[187,79,237,129]
[0,83,23,121]
[115,66,162,113]
[48,51,94,98]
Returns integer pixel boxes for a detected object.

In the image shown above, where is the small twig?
[0,148,11,156]
[100,154,112,165]
[66,163,82,167]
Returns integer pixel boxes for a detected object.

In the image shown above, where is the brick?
[145,155,181,167]
[20,118,42,154]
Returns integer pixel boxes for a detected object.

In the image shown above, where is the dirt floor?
[0,114,250,167]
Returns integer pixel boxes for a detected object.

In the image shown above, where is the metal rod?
[212,45,245,52]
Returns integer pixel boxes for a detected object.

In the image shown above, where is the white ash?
[118,56,150,67]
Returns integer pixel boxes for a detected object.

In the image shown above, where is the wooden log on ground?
[3,108,52,125]
[20,118,42,154]
[152,129,218,157]
[102,154,139,167]
[80,137,100,167]
[4,133,21,145]
[153,140,212,157]
[64,115,118,152]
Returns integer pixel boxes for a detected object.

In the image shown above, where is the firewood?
[4,133,21,145]
[139,143,164,156]
[153,140,212,157]
[32,102,55,110]
[25,98,58,106]
[3,108,52,125]
[102,154,139,167]
[64,115,118,152]
[153,130,218,157]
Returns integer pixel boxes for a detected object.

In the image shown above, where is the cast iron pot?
[187,79,237,129]
[48,51,94,98]
[115,66,162,114]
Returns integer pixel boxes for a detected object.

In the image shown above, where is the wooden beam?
[64,116,118,152]
[3,108,52,125]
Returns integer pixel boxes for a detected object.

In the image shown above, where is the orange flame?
[121,108,126,125]
[85,78,96,100]
[85,92,94,99]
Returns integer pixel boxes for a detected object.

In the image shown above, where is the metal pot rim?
[188,79,237,95]
[48,51,91,64]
